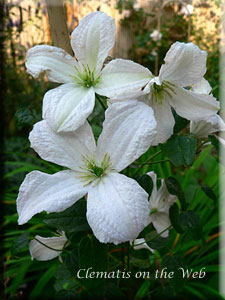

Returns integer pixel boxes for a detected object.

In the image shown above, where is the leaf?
[55,289,78,300]
[29,265,57,299]
[169,204,183,233]
[166,177,187,210]
[12,232,29,253]
[179,211,202,240]
[208,135,219,153]
[15,108,33,128]
[44,199,90,233]
[172,109,189,134]
[160,135,197,166]
[78,235,107,271]
[201,184,217,202]
[161,255,185,291]
[135,174,153,196]
[145,232,170,250]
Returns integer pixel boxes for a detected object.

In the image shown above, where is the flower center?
[150,208,158,215]
[77,153,112,185]
[151,80,175,104]
[72,65,101,88]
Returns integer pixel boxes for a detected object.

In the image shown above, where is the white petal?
[131,238,154,253]
[159,42,207,87]
[147,171,176,213]
[95,59,152,99]
[29,120,96,171]
[169,86,219,121]
[25,45,77,83]
[17,170,88,225]
[146,171,158,198]
[86,173,149,245]
[192,78,212,94]
[43,83,95,132]
[151,101,175,146]
[29,232,68,261]
[190,114,225,138]
[71,12,116,72]
[150,212,171,237]
[96,100,157,172]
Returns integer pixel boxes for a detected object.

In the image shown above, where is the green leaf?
[179,211,202,240]
[166,177,187,210]
[12,232,29,253]
[169,203,183,233]
[145,232,170,249]
[15,108,33,128]
[208,135,219,153]
[78,235,107,271]
[160,135,197,166]
[172,109,189,134]
[162,255,185,291]
[44,199,90,233]
[135,174,153,196]
[55,289,78,300]
[201,184,217,202]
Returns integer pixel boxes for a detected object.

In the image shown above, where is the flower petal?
[96,100,157,172]
[43,83,95,132]
[150,212,171,237]
[86,173,149,245]
[29,232,68,261]
[192,77,212,94]
[190,114,225,138]
[71,12,116,72]
[25,45,76,83]
[95,58,152,99]
[29,120,96,170]
[169,86,219,121]
[159,42,207,87]
[131,238,154,253]
[151,101,175,146]
[17,170,88,225]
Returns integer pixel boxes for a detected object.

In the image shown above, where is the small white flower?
[124,9,131,18]
[133,2,141,11]
[29,232,68,261]
[130,238,154,253]
[181,4,194,15]
[190,78,225,139]
[150,30,162,42]
[17,101,157,245]
[100,42,219,145]
[147,172,176,237]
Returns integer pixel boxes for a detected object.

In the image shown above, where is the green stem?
[134,159,170,166]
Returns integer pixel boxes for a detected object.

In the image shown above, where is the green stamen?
[71,65,101,88]
[77,153,113,186]
[151,81,176,104]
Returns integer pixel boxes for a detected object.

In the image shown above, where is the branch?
[45,0,73,56]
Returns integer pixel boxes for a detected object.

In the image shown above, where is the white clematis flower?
[147,172,177,237]
[150,30,162,42]
[25,11,152,133]
[190,78,225,139]
[17,100,157,245]
[190,114,225,139]
[29,232,68,261]
[101,42,219,145]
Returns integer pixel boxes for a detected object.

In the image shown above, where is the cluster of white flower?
[16,12,223,261]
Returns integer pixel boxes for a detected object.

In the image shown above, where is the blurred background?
[2,0,222,299]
